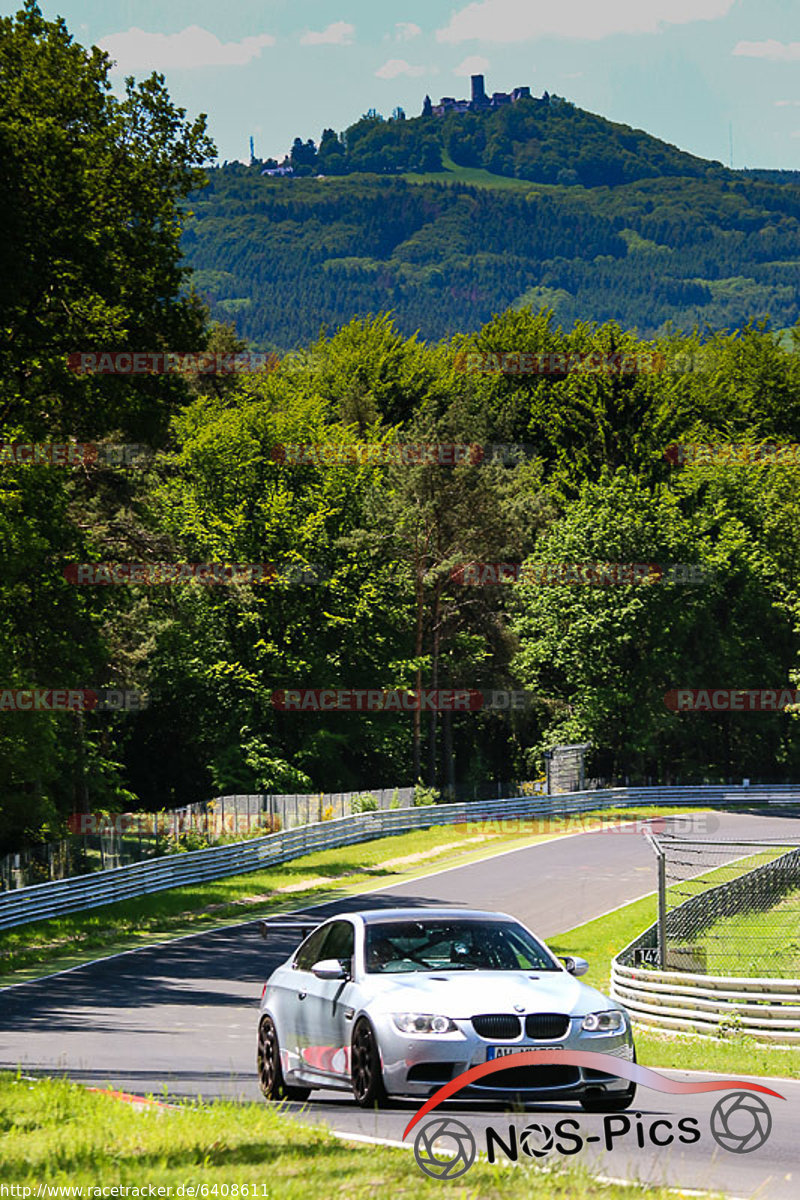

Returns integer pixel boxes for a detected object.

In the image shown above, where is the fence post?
[644,831,668,969]
[657,850,667,968]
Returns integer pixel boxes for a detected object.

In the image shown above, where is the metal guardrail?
[611,961,800,1043]
[1,783,798,932]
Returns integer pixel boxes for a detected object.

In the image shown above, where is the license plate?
[487,1045,556,1060]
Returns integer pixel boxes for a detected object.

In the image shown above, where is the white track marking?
[327,1129,750,1198]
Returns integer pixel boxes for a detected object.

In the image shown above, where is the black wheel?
[257,1016,311,1102]
[351,1018,388,1108]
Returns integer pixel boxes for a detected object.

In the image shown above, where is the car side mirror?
[560,955,588,977]
[311,958,349,980]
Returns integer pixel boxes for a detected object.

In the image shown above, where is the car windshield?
[364,919,561,973]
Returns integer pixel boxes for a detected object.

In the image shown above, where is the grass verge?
[0,806,705,986]
[0,1072,705,1198]
[549,897,800,1081]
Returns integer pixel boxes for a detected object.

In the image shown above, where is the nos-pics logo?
[403,1050,783,1180]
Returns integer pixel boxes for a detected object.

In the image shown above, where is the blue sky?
[11,0,800,168]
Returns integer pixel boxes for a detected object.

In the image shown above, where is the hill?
[272,90,726,188]
[182,157,800,350]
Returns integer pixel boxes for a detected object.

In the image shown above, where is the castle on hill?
[424,74,552,117]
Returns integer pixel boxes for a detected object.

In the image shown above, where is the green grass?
[549,895,658,995]
[403,164,536,191]
[632,1027,800,1080]
[665,848,787,910]
[685,886,800,977]
[0,1072,706,1197]
[0,806,706,985]
[549,894,800,1080]
[402,151,564,194]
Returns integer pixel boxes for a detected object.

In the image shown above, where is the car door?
[286,923,333,1076]
[296,919,356,1082]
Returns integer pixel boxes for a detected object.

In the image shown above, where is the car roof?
[352,907,516,925]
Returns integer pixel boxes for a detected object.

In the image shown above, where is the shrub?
[351,793,379,813]
[258,813,282,834]
[412,781,439,807]
[165,829,213,854]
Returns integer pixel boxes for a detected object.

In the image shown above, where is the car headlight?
[582,1009,626,1033]
[392,1013,458,1035]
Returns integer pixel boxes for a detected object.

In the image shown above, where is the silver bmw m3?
[256,907,636,1110]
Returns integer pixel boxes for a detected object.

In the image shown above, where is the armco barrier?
[1,784,798,932]
[611,961,800,1043]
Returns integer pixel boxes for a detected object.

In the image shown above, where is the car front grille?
[476,1065,580,1090]
[472,1014,522,1040]
[525,1013,570,1039]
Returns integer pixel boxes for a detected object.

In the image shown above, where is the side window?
[294,925,330,972]
[322,920,355,969]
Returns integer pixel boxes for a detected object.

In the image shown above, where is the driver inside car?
[366,936,397,972]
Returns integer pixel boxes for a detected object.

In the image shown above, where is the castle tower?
[471,74,487,105]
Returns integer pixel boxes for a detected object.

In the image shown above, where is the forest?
[184,167,800,349]
[3,3,800,855]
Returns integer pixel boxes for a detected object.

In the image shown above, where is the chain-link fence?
[1,778,546,889]
[646,834,800,975]
[0,825,172,890]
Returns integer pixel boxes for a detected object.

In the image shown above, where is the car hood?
[362,970,614,1018]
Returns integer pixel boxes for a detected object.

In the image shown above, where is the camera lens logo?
[413,1117,476,1180]
[710,1092,772,1154]
[519,1122,554,1158]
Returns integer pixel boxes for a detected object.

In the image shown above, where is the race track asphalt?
[1,810,798,1198]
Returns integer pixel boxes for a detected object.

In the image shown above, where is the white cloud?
[453,55,490,76]
[775,99,800,107]
[375,58,426,79]
[790,130,800,138]
[395,22,422,41]
[300,21,355,46]
[437,0,734,44]
[100,25,275,71]
[734,40,800,62]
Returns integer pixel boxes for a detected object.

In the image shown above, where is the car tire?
[580,1049,637,1112]
[351,1018,389,1108]
[257,1016,311,1102]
